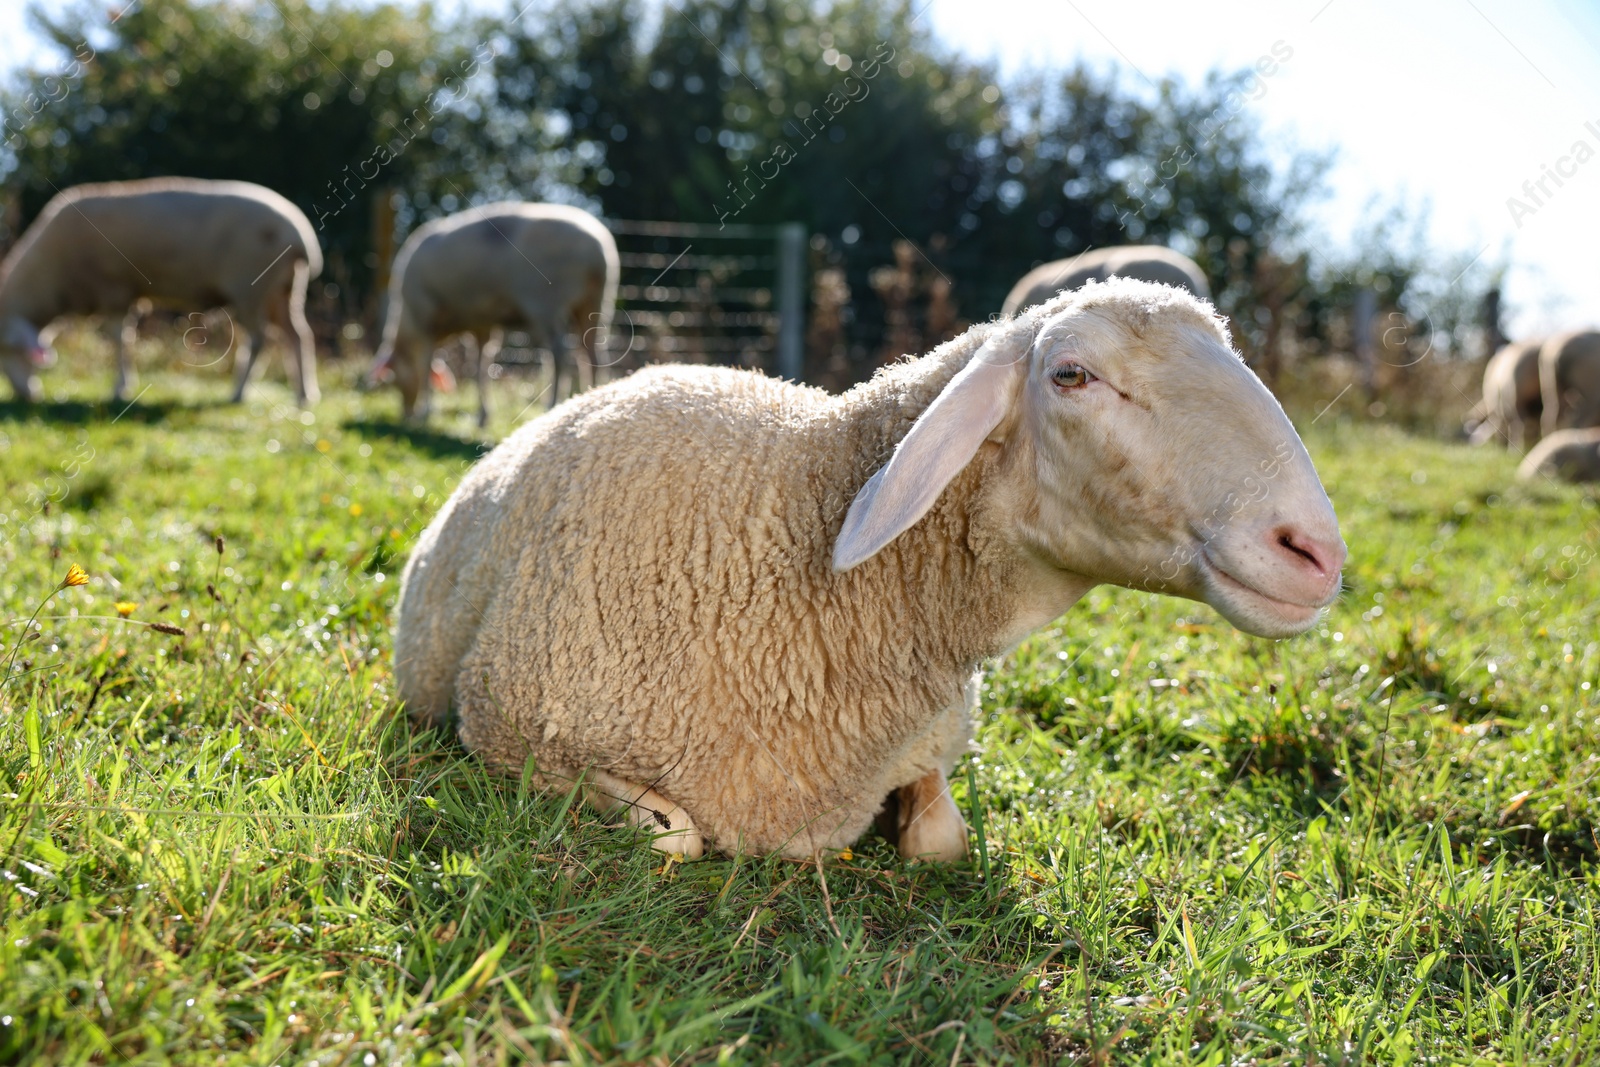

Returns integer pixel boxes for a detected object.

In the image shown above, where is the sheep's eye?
[1050,363,1095,390]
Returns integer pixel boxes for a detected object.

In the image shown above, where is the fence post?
[776,222,806,381]
[1354,286,1377,401]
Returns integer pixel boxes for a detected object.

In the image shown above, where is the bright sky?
[3,0,1596,336]
[926,0,1600,338]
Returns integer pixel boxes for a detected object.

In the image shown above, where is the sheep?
[1000,245,1210,316]
[0,177,321,405]
[1468,339,1545,448]
[1538,330,1600,438]
[369,202,619,426]
[394,279,1345,863]
[1517,427,1600,484]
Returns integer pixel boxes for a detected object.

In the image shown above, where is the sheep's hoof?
[892,770,968,864]
[642,802,705,860]
[582,771,707,859]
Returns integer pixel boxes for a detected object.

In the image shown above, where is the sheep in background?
[1001,245,1210,316]
[0,177,321,405]
[395,279,1345,864]
[1518,427,1600,484]
[1539,330,1600,438]
[1468,339,1545,448]
[369,203,619,426]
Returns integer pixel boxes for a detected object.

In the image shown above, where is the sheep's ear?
[833,332,1028,572]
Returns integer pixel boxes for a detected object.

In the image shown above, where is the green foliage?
[1,342,1599,1063]
[495,0,1329,336]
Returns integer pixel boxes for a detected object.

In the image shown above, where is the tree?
[489,1,1336,379]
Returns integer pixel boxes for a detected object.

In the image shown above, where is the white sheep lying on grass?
[395,279,1345,863]
[368,202,619,426]
[0,177,322,405]
[1517,427,1600,483]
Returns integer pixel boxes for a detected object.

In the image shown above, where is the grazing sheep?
[1517,427,1600,483]
[1000,245,1210,316]
[0,178,321,404]
[395,279,1345,863]
[369,202,619,425]
[1469,339,1545,448]
[1538,330,1600,437]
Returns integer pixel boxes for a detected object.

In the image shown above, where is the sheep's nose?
[1270,525,1346,596]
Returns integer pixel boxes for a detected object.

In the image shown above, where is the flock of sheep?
[0,178,618,424]
[25,170,1547,864]
[1468,330,1600,484]
[0,177,1215,423]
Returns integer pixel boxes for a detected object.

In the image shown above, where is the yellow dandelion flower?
[349,503,363,517]
[115,601,138,617]
[838,848,853,862]
[61,564,89,587]
[316,439,331,453]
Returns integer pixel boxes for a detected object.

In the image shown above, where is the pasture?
[2,344,1599,1066]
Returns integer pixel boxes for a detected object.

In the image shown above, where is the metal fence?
[491,218,806,381]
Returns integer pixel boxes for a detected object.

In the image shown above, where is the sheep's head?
[834,278,1345,640]
[366,341,454,420]
[0,314,51,402]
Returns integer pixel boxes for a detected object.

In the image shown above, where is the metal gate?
[491,218,805,381]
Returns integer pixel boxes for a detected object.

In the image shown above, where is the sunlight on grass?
[2,356,1599,1063]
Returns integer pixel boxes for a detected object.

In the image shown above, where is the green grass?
[3,339,1600,1065]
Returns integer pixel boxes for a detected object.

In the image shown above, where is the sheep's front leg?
[544,323,568,410]
[583,768,704,859]
[111,303,143,403]
[889,768,967,863]
[284,262,320,406]
[230,320,265,404]
[476,330,503,429]
[571,328,594,397]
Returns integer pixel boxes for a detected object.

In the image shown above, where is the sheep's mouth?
[1198,550,1326,630]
